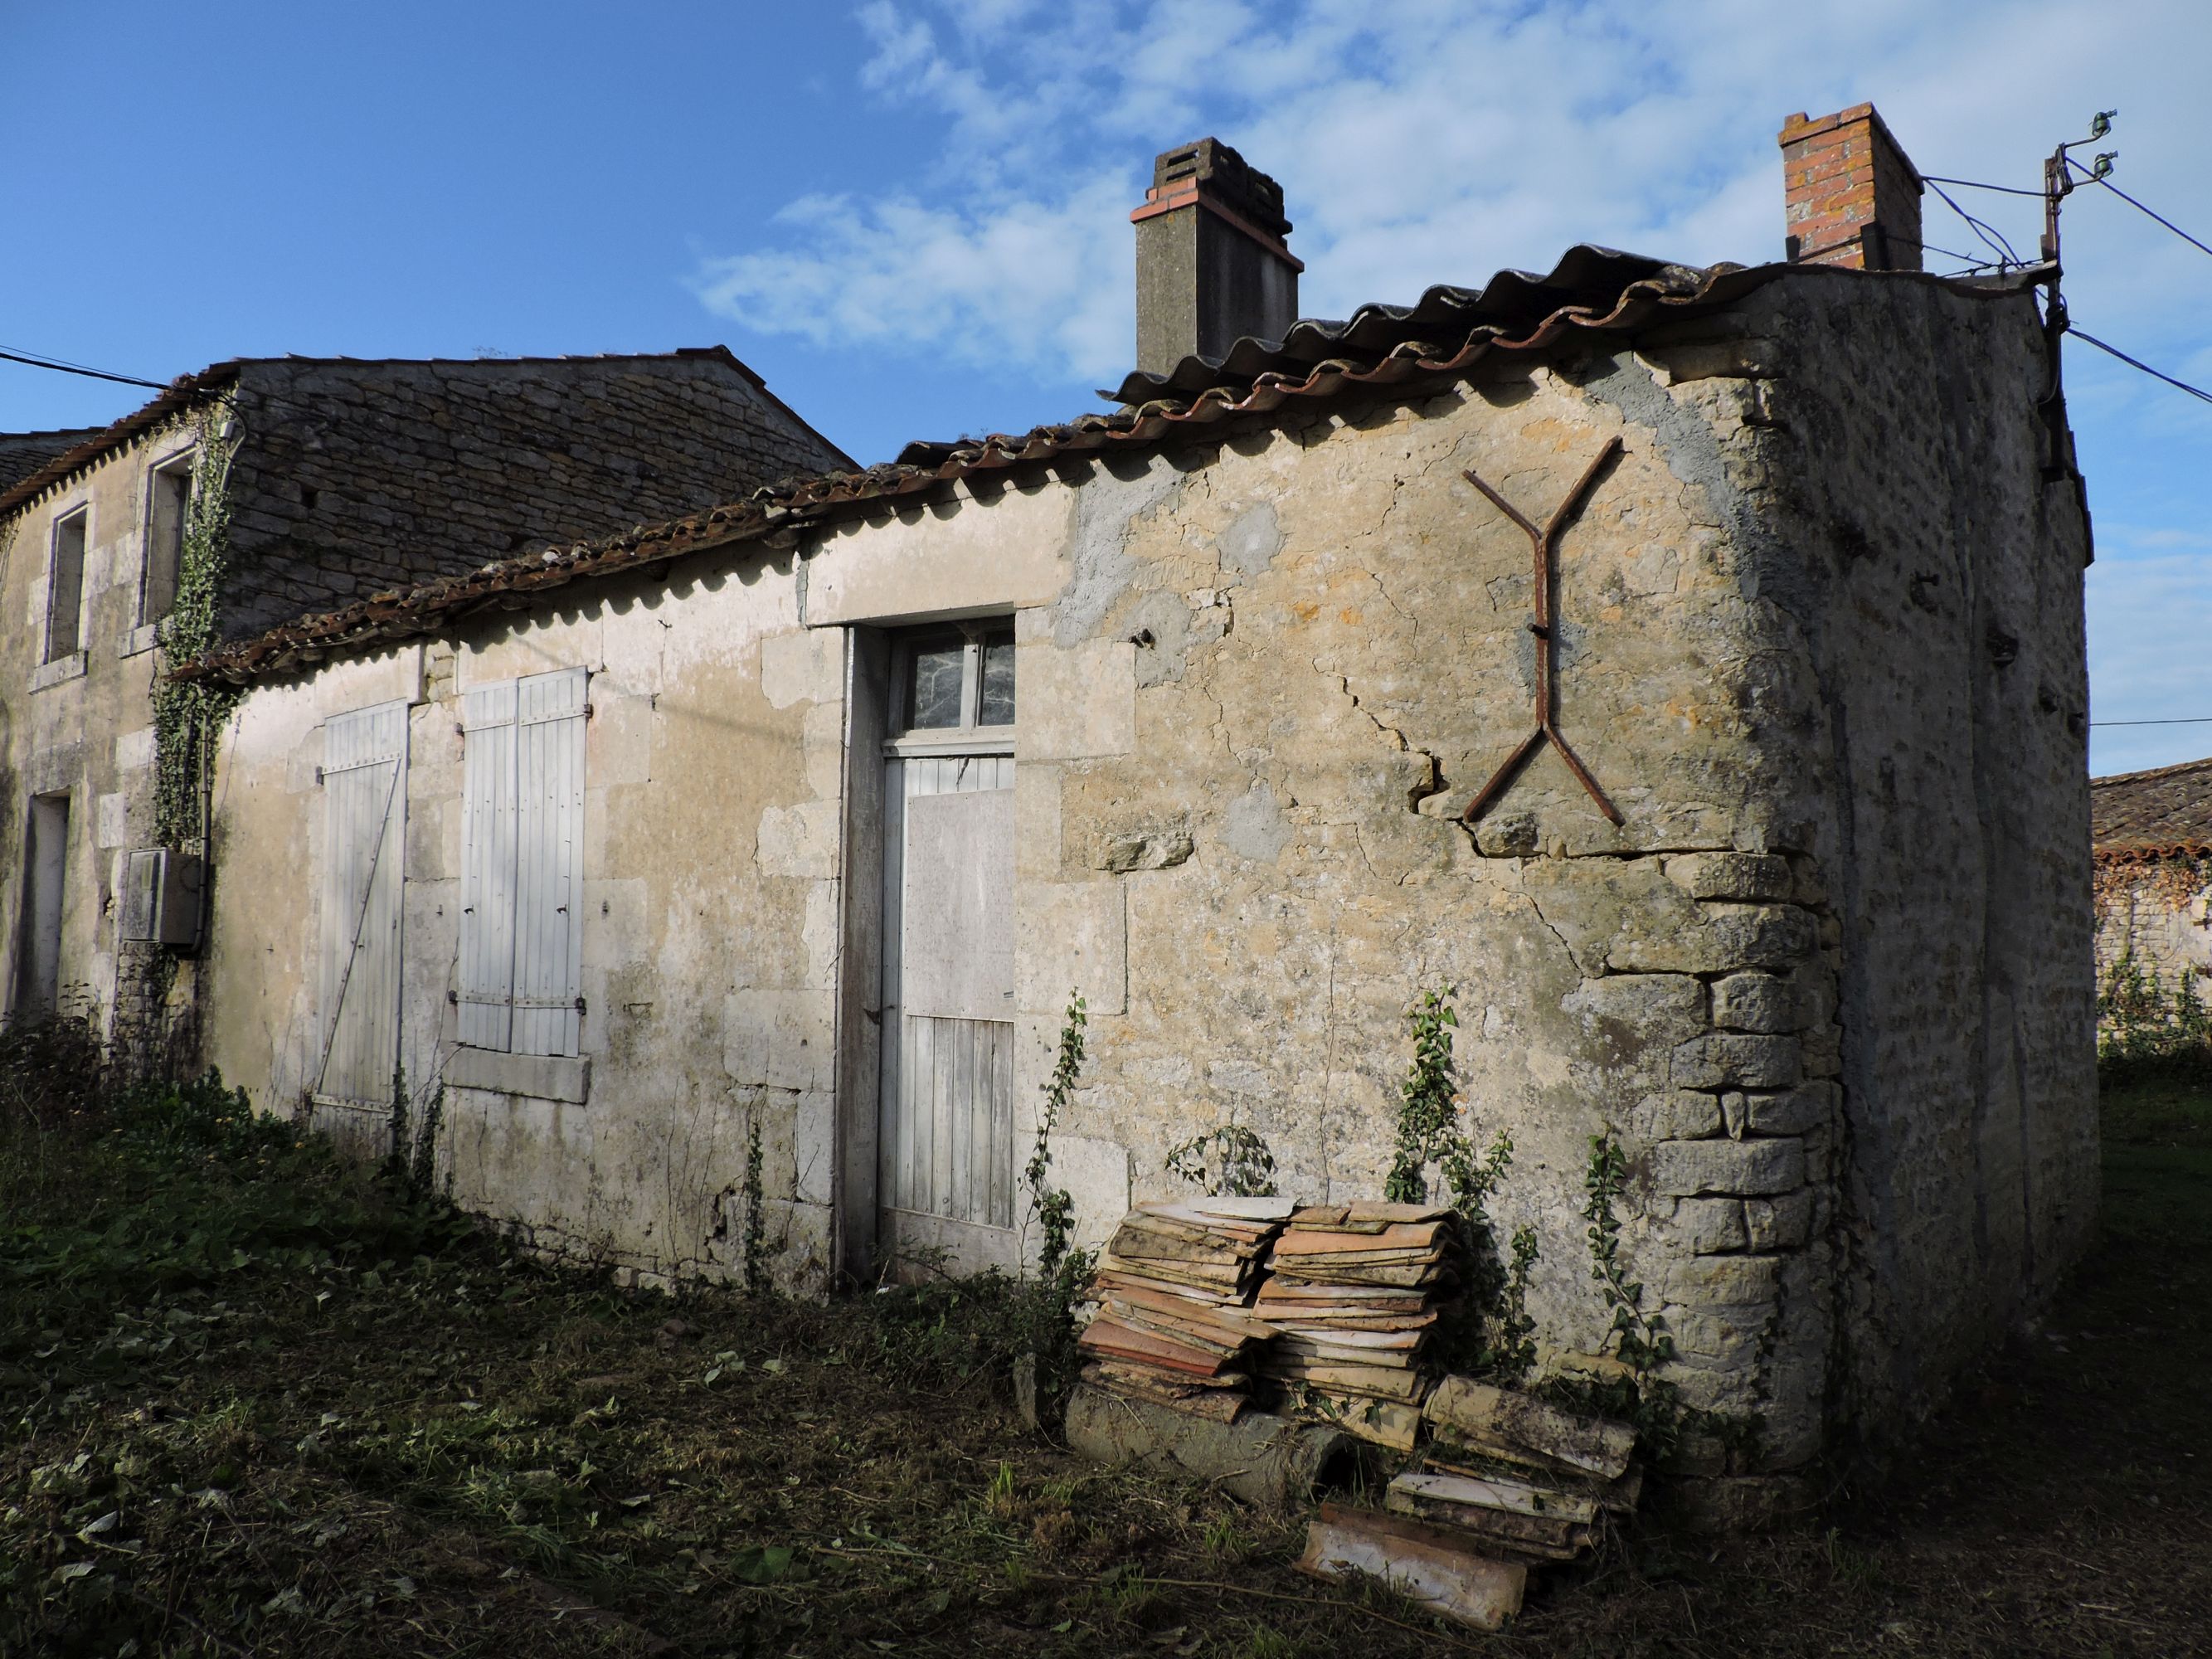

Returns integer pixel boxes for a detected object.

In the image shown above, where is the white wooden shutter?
[458,680,519,1050]
[513,667,587,1058]
[318,701,409,1103]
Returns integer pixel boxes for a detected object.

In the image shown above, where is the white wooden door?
[879,752,1017,1271]
[318,702,408,1105]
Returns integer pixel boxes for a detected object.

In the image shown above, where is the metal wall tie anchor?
[1460,436,1626,828]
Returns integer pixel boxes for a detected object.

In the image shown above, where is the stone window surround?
[43,499,91,667]
[30,650,87,693]
[445,1046,591,1103]
[139,440,197,633]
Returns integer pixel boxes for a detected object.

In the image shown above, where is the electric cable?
[2069,328,2212,406]
[1923,177,2025,268]
[1921,174,2048,199]
[2066,157,2212,260]
[2092,717,2212,727]
[0,346,169,392]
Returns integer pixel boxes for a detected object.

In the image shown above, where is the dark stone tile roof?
[0,350,851,642]
[213,351,850,641]
[2092,755,2212,858]
[0,427,107,493]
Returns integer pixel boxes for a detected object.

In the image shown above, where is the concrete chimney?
[1131,139,1302,377]
[1778,104,1925,272]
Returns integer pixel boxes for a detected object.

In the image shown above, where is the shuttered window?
[318,701,409,1104]
[459,667,586,1057]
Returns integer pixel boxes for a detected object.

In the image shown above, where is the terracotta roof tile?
[176,252,2053,688]
[2091,754,2212,858]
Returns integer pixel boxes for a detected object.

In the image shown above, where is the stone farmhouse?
[0,350,848,1069]
[10,105,2098,1486]
[2092,756,2212,993]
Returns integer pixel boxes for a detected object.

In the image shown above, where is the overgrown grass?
[4,1030,2209,1656]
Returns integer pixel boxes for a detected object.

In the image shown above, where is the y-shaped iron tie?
[1460,435,1626,828]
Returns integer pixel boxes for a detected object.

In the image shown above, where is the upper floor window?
[46,509,87,663]
[143,455,194,624]
[892,622,1016,737]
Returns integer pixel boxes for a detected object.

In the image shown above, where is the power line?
[2092,717,2212,727]
[1923,175,2025,269]
[0,346,169,392]
[2067,157,2212,260]
[2070,327,2212,406]
[1921,174,2046,199]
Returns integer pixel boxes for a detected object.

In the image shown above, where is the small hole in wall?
[300,486,319,511]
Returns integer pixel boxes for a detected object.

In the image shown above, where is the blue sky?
[4,0,2206,774]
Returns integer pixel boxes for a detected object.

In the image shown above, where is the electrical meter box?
[121,849,205,951]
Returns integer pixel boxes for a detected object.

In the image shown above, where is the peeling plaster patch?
[1218,501,1282,577]
[756,800,839,878]
[1054,456,1184,647]
[96,792,127,849]
[760,626,843,708]
[1125,588,1194,687]
[1221,779,1291,864]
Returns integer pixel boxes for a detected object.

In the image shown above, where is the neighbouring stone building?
[2091,755,2212,991]
[0,350,847,1068]
[17,104,2100,1492]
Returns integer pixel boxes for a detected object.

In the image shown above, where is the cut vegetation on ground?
[4,1039,2209,1656]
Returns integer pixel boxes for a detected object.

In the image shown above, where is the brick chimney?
[1131,139,1302,377]
[1778,104,1924,272]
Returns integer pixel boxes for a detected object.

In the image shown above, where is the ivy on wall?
[151,400,242,851]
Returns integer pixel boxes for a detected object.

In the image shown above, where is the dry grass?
[4,1068,2208,1657]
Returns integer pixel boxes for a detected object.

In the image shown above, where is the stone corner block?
[1631,1089,1725,1144]
[1021,637,1135,761]
[756,798,842,880]
[723,988,834,1092]
[1746,1190,1818,1250]
[1667,851,1794,902]
[1053,1134,1134,1252]
[1018,881,1127,1016]
[1743,1082,1835,1137]
[1670,1034,1803,1090]
[1650,1136,1806,1197]
[1710,971,1800,1034]
[1670,1197,1749,1254]
[760,626,844,709]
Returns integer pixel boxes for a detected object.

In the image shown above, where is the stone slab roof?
[0,350,853,644]
[0,427,107,493]
[2091,754,2212,858]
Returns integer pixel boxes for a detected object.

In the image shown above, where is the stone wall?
[0,414,202,1051]
[2095,860,2212,987]
[1721,271,2098,1425]
[217,353,848,640]
[199,551,845,1293]
[190,263,2095,1471]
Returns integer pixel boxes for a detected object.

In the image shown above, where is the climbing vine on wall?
[2092,852,2211,932]
[151,399,242,851]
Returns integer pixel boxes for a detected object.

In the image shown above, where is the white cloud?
[696,0,2212,386]
[691,178,1133,385]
